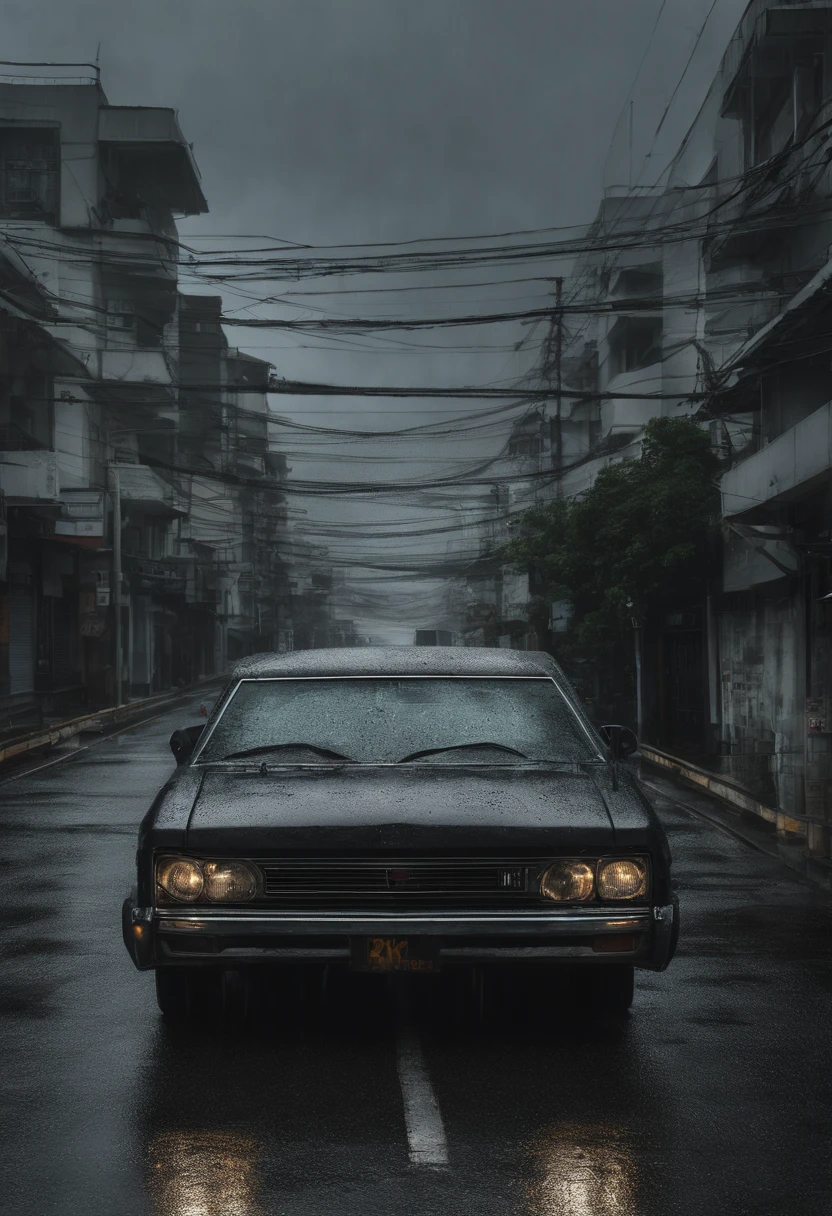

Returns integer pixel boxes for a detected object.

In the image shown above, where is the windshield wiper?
[218,743,355,762]
[397,742,531,763]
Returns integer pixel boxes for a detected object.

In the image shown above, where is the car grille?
[257,857,550,909]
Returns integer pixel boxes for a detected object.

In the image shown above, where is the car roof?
[231,646,562,680]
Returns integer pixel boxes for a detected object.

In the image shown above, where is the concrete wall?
[722,400,832,516]
[0,83,101,228]
[718,583,805,813]
[54,383,95,490]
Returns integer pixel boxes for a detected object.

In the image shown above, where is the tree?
[505,417,721,661]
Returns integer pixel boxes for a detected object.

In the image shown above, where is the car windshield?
[196,676,598,765]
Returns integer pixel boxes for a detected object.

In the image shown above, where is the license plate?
[352,936,439,973]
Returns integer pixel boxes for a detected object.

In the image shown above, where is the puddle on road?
[524,1122,639,1216]
[147,1130,264,1216]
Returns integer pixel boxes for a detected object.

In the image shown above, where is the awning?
[98,106,207,215]
[721,399,832,518]
[110,464,187,517]
[724,253,832,374]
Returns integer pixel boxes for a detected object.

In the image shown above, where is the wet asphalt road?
[2,696,832,1215]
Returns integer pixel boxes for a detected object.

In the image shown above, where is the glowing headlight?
[156,857,204,903]
[203,860,258,903]
[597,857,648,900]
[540,860,595,902]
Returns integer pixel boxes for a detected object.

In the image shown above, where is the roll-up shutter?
[9,585,35,693]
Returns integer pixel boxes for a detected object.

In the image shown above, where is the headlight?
[540,860,595,902]
[155,857,260,904]
[203,860,258,902]
[156,857,204,903]
[597,857,648,900]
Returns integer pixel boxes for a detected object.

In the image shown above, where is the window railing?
[0,165,57,220]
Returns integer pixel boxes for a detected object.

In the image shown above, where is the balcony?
[0,126,59,224]
[98,107,207,216]
[123,554,187,597]
[99,350,175,386]
[0,447,57,503]
[599,366,663,437]
[112,463,186,518]
[721,399,832,519]
[720,2,828,119]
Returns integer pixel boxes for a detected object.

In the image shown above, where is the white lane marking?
[396,1027,449,1168]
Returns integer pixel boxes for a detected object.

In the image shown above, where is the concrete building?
[177,294,291,674]
[0,68,207,713]
[452,418,549,649]
[0,66,299,724]
[691,0,832,849]
[474,1,832,861]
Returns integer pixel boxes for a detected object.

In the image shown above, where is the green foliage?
[505,417,721,658]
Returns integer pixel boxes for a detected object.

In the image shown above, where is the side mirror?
[169,725,205,765]
[600,724,639,761]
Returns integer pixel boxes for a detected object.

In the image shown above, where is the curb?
[0,676,225,770]
[641,748,832,893]
[640,744,806,837]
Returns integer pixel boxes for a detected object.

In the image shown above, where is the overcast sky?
[5,0,750,640]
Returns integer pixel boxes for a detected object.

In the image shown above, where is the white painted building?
[0,67,293,716]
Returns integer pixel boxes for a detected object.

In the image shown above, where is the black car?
[123,646,678,1020]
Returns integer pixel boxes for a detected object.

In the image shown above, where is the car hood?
[179,764,653,853]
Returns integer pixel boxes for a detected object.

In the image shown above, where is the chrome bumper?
[124,900,677,971]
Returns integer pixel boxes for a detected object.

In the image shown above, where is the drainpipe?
[109,467,123,708]
[628,600,644,742]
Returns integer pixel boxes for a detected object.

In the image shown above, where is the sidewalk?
[0,676,225,775]
[641,746,832,892]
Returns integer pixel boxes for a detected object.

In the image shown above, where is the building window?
[747,56,826,168]
[508,436,541,457]
[106,299,135,331]
[608,316,663,376]
[0,128,59,222]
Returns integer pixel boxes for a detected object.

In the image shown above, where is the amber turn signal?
[592,934,639,953]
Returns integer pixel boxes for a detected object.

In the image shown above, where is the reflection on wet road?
[147,1130,264,1216]
[1,697,831,1214]
[524,1124,637,1216]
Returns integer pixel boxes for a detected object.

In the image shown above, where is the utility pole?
[555,276,563,475]
[628,600,644,742]
[109,466,123,708]
[634,622,644,742]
